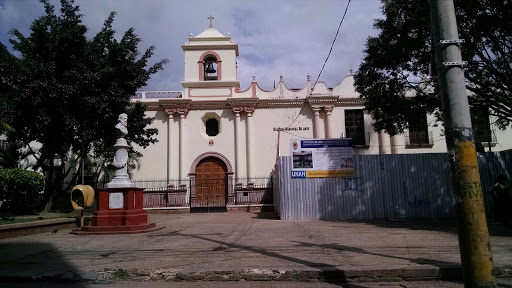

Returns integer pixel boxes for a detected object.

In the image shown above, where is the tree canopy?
[354,0,512,135]
[0,0,167,209]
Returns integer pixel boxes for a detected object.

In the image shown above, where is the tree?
[0,0,167,211]
[354,0,512,135]
[0,168,45,214]
[0,43,16,134]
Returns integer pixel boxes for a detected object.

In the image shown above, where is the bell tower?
[181,16,240,98]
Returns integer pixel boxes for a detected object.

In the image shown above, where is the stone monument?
[72,113,159,235]
[107,113,135,188]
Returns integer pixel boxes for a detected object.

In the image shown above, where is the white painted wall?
[132,110,167,180]
[252,107,314,177]
[183,109,239,177]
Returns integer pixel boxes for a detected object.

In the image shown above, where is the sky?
[0,0,383,92]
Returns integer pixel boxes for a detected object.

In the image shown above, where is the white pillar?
[233,107,243,183]
[177,109,188,181]
[165,109,176,185]
[324,106,333,139]
[378,131,391,154]
[390,135,399,154]
[312,107,322,138]
[245,107,255,184]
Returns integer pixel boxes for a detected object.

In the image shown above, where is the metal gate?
[190,178,228,213]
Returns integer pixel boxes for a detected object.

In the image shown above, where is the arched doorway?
[189,153,233,212]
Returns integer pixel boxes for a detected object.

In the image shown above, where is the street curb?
[1,265,510,283]
[0,265,461,283]
[154,265,464,282]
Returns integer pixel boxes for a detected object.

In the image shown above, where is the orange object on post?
[71,185,95,210]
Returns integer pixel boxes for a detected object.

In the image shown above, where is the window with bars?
[470,107,492,143]
[345,109,365,145]
[408,112,429,145]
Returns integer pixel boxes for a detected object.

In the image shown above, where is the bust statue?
[115,113,128,138]
[107,113,135,188]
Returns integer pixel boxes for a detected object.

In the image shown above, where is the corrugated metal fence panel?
[272,166,281,215]
[477,150,512,216]
[277,150,512,220]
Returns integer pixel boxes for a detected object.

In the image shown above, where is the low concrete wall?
[0,218,78,239]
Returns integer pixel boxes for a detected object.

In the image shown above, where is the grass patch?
[111,269,131,280]
[173,274,184,282]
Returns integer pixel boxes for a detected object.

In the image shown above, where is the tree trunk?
[43,194,54,213]
[42,145,57,212]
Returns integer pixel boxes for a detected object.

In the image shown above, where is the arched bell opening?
[198,50,222,81]
[203,56,218,81]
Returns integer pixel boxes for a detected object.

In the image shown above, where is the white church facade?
[131,22,512,199]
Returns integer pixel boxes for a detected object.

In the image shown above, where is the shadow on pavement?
[294,241,461,274]
[252,211,280,220]
[155,231,352,286]
[349,218,512,237]
[0,242,86,286]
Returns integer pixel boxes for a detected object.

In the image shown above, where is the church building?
[131,21,512,211]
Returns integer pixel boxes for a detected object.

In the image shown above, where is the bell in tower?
[205,61,216,74]
[203,56,218,80]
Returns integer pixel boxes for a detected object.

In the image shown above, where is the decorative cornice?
[139,97,364,111]
[308,96,339,105]
[181,44,239,57]
[227,98,258,107]
[181,80,240,88]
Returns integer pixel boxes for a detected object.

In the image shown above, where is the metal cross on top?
[208,15,214,28]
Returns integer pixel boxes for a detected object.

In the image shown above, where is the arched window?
[203,56,218,81]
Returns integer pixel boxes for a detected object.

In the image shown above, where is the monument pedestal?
[72,188,161,235]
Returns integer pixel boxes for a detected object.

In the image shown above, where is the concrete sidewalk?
[0,212,511,284]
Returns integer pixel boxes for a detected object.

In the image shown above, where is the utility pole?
[430,1,495,287]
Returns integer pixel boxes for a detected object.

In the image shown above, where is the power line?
[279,130,309,139]
[313,0,352,88]
[285,0,352,129]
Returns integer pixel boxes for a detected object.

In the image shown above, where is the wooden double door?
[192,157,228,209]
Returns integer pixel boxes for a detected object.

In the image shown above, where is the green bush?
[0,168,45,214]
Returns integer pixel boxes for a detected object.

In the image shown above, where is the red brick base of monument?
[71,188,162,235]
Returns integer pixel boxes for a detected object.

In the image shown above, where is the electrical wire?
[284,0,352,130]
[312,0,352,88]
[279,130,309,139]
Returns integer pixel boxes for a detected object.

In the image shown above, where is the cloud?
[0,0,383,92]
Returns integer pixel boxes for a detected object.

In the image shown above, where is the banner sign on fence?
[291,138,354,178]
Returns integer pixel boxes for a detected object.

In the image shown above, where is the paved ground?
[0,212,511,285]
[0,280,473,287]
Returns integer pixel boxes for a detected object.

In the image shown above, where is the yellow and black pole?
[430,1,495,287]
